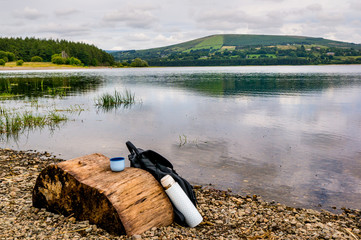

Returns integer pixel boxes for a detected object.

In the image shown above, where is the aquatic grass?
[48,112,68,124]
[0,106,8,115]
[29,99,40,109]
[95,89,136,110]
[0,92,23,98]
[179,134,188,146]
[10,114,22,133]
[54,104,85,114]
[0,110,68,136]
[22,111,47,128]
[0,89,81,140]
[178,135,203,147]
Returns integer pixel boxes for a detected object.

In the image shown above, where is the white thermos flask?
[161,175,203,227]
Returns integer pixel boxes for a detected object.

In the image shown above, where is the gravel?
[0,148,360,239]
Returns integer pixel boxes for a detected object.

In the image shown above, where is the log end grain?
[32,153,174,236]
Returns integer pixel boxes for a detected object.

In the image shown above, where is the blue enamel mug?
[110,157,125,172]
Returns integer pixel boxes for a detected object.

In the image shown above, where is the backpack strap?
[126,141,140,156]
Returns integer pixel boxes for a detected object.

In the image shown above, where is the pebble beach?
[1,148,360,239]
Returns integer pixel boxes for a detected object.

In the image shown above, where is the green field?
[111,34,361,66]
[193,35,223,50]
[2,62,82,68]
[247,54,277,59]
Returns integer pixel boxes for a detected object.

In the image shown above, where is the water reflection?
[161,73,361,96]
[0,72,103,141]
[0,74,103,98]
[1,67,361,212]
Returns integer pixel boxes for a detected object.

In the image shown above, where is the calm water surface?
[1,65,361,211]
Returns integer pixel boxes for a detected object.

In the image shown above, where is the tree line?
[0,37,114,66]
[113,44,361,66]
[148,58,309,67]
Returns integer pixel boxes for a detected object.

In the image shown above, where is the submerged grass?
[1,95,84,140]
[0,92,23,98]
[0,110,68,137]
[54,104,85,114]
[95,89,136,110]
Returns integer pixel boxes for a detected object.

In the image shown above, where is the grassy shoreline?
[0,62,111,71]
[2,61,361,71]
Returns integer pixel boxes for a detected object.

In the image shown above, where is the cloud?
[317,12,345,24]
[306,4,322,12]
[13,7,45,20]
[54,8,79,17]
[103,6,158,29]
[194,8,284,32]
[194,9,249,30]
[2,0,361,50]
[349,0,361,10]
[124,33,151,42]
[154,34,183,45]
[38,23,91,36]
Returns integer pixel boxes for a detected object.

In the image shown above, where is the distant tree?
[0,37,114,66]
[52,56,65,64]
[31,56,43,62]
[16,60,24,66]
[130,58,148,67]
[0,51,6,60]
[68,57,82,66]
[0,59,5,66]
[115,62,123,67]
[0,51,15,61]
[121,61,130,67]
[51,53,62,62]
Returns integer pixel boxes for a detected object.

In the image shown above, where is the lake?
[1,65,361,211]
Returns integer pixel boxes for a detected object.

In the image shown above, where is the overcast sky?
[1,0,360,50]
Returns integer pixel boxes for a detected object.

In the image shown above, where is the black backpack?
[126,141,197,226]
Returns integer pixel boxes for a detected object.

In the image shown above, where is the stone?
[1,148,361,240]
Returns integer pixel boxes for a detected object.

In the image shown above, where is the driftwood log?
[32,153,174,236]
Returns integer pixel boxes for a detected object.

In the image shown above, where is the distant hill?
[111,34,361,66]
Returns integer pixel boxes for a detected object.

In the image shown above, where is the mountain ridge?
[111,34,361,66]
[116,34,361,52]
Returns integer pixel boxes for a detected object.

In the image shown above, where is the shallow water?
[1,65,361,211]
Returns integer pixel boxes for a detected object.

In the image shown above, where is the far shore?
[2,62,361,71]
[0,66,110,71]
[0,62,111,71]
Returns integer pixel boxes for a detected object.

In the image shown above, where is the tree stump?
[32,153,174,236]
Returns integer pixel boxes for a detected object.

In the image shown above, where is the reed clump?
[95,89,135,109]
[0,110,68,136]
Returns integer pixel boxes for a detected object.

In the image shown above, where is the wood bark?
[32,153,174,236]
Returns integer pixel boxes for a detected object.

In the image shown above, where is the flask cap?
[161,175,175,189]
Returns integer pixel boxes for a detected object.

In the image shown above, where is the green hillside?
[222,34,360,49]
[111,34,361,66]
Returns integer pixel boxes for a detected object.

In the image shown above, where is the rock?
[306,209,319,215]
[1,147,361,240]
[10,191,17,198]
